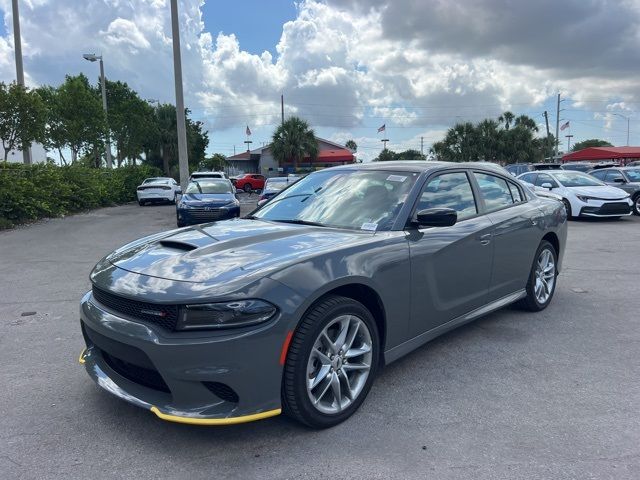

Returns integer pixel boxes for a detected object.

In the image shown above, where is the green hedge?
[0,163,163,229]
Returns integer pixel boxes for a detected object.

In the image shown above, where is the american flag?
[377,124,386,133]
[246,125,252,136]
[560,121,570,131]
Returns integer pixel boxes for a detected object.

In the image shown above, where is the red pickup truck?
[234,174,266,192]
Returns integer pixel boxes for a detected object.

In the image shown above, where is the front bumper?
[578,199,632,217]
[176,205,240,225]
[79,289,290,424]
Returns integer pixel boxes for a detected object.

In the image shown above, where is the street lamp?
[83,53,113,168]
[612,113,630,146]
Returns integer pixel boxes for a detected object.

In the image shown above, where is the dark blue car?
[176,178,240,227]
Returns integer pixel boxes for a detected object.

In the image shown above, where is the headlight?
[177,300,277,330]
[225,199,240,207]
[576,195,593,202]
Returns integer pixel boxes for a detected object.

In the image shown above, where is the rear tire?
[517,240,558,312]
[282,295,379,429]
[243,183,252,193]
[632,194,640,216]
[138,200,145,206]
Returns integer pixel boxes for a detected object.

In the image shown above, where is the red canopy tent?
[562,146,640,165]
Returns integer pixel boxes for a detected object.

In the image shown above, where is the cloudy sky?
[1,0,639,161]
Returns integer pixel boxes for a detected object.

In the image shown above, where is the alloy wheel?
[534,248,556,304]
[306,314,373,415]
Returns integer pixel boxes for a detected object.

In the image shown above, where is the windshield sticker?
[386,175,407,182]
[361,222,378,231]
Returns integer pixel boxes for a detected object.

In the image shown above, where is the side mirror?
[415,208,457,227]
[613,178,625,184]
[541,182,553,190]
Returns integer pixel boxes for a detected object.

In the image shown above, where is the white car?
[517,170,632,218]
[136,178,181,206]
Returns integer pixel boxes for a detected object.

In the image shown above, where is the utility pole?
[281,94,284,124]
[12,0,31,164]
[543,111,551,161]
[170,0,190,191]
[420,136,424,156]
[554,93,562,159]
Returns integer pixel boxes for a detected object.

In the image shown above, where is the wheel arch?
[292,281,388,365]
[541,231,560,258]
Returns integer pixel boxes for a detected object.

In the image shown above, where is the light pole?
[12,0,31,164]
[170,0,190,191]
[83,53,113,168]
[612,113,630,146]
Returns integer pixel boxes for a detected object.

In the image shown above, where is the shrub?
[0,164,163,229]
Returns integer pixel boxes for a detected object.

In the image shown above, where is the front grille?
[102,351,170,393]
[92,287,179,331]
[600,202,631,215]
[203,382,239,403]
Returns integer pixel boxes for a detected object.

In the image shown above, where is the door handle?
[478,233,492,245]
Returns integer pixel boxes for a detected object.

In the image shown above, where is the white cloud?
[101,18,152,52]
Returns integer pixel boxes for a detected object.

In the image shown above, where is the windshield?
[253,169,418,231]
[552,172,604,187]
[265,178,292,191]
[185,179,232,194]
[625,169,640,182]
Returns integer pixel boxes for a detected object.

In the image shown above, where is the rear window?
[474,172,517,212]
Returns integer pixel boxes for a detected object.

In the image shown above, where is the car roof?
[333,160,510,175]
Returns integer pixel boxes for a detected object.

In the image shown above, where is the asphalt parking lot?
[1,201,639,480]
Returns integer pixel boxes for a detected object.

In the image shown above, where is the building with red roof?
[562,146,640,165]
[226,137,355,175]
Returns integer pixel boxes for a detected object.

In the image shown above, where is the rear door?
[407,170,493,336]
[472,171,542,300]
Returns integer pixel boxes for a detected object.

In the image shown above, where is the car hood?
[180,193,234,206]
[568,185,629,199]
[104,219,374,284]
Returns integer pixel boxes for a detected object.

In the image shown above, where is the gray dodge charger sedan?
[79,161,567,428]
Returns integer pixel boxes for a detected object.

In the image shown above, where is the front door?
[408,171,493,336]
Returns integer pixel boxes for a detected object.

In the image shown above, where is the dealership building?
[225,138,355,176]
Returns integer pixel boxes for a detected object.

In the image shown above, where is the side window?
[590,170,607,180]
[417,172,477,221]
[534,173,558,188]
[519,173,537,185]
[605,170,624,183]
[473,172,516,212]
[508,182,523,203]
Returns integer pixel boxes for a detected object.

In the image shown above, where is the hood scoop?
[158,239,199,251]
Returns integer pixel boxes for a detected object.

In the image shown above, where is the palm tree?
[514,114,539,132]
[498,111,515,130]
[271,116,318,170]
[345,139,357,152]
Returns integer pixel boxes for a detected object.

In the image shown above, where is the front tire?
[562,199,572,218]
[632,194,640,216]
[282,295,380,428]
[138,200,145,206]
[517,240,558,312]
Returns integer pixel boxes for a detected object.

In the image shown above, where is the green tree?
[105,80,155,167]
[36,85,69,164]
[0,82,46,163]
[201,153,227,171]
[55,74,107,163]
[271,116,318,169]
[186,117,209,172]
[571,138,613,151]
[345,139,357,152]
[498,111,515,130]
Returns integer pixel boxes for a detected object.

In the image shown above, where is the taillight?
[137,186,144,191]
[160,186,171,190]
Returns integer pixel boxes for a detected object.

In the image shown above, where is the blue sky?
[0,0,638,162]
[201,1,297,56]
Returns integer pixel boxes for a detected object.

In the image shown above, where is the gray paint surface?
[1,202,639,479]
